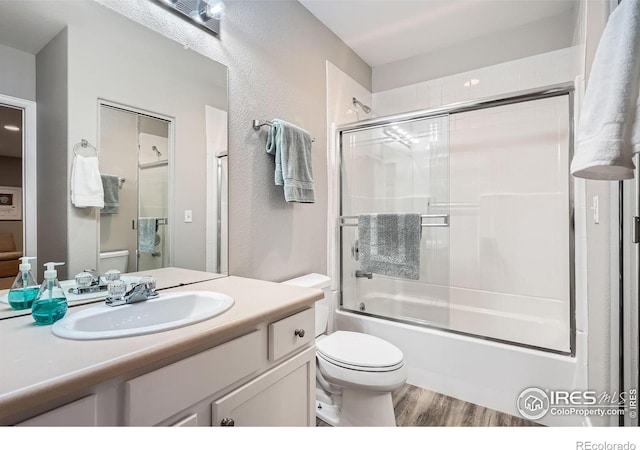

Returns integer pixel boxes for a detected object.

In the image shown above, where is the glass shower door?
[340,115,450,327]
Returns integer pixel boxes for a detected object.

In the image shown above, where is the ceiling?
[0,1,81,55]
[298,0,577,67]
[0,105,22,158]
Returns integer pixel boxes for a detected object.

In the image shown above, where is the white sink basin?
[51,291,234,340]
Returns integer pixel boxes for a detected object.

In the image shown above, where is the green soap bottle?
[8,256,39,310]
[32,262,68,326]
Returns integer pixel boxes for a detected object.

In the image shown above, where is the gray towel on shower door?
[100,174,120,214]
[138,217,157,253]
[358,213,422,280]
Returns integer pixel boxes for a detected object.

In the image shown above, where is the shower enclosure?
[337,83,574,354]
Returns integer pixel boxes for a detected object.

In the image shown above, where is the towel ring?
[73,139,99,157]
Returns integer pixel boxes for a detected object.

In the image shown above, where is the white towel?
[71,154,104,208]
[570,0,640,180]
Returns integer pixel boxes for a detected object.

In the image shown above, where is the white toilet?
[283,273,407,427]
[99,250,129,273]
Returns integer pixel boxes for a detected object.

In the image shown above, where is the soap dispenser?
[32,262,68,326]
[8,256,38,310]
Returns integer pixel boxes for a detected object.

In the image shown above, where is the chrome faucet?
[106,276,158,307]
[355,270,373,279]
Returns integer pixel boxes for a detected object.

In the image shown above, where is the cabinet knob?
[220,417,235,426]
[294,329,305,338]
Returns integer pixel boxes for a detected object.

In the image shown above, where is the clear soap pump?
[8,256,38,310]
[32,262,68,326]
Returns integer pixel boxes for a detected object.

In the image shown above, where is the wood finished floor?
[316,384,540,427]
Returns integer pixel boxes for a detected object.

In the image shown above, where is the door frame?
[97,99,175,271]
[0,93,37,258]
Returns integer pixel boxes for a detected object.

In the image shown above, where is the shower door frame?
[335,81,577,356]
[97,99,176,272]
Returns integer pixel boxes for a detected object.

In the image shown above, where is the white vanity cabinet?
[0,274,325,427]
[130,307,316,427]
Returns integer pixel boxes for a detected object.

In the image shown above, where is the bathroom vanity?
[0,271,321,426]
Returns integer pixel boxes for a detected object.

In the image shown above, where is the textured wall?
[97,0,372,281]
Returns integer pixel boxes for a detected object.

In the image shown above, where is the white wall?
[96,0,372,282]
[372,8,578,92]
[0,42,35,101]
[579,0,620,427]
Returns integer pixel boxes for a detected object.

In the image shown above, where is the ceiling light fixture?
[205,0,226,20]
[155,0,224,36]
[3,125,20,132]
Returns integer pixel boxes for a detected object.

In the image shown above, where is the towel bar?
[73,139,98,157]
[339,214,449,228]
[252,119,315,142]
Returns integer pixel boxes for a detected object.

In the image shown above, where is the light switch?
[184,210,193,223]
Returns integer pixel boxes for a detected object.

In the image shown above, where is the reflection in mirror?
[0,0,228,320]
[99,104,172,273]
[0,104,24,290]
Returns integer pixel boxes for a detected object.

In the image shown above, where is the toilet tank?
[282,273,331,337]
[99,250,129,273]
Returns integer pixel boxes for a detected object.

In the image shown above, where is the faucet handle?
[75,271,94,288]
[106,279,127,306]
[104,269,121,282]
[139,276,156,291]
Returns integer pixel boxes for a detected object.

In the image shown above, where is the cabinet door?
[170,413,198,427]
[212,346,315,427]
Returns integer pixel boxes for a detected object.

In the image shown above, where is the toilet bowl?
[282,273,407,427]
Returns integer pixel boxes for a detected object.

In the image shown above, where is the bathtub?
[333,290,589,427]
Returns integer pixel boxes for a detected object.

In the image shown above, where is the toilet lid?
[316,331,404,369]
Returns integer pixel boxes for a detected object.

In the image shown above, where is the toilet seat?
[316,331,404,371]
[316,331,407,392]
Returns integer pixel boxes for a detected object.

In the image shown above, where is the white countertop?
[0,271,322,424]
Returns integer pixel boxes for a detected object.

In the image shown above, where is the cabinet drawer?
[125,329,262,426]
[18,395,97,426]
[268,307,314,361]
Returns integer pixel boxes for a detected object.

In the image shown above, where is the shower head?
[352,97,371,114]
[152,145,162,158]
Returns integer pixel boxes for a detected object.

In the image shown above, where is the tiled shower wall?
[372,47,580,116]
[368,47,580,351]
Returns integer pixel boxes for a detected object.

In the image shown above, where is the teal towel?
[265,119,315,203]
[138,218,156,253]
[100,174,119,214]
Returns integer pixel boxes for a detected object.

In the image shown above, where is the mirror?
[99,104,172,273]
[0,0,228,319]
